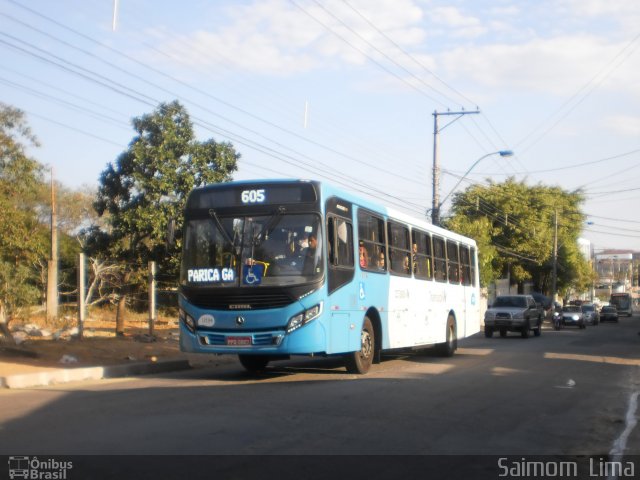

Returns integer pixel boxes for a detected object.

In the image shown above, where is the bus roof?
[191,179,477,247]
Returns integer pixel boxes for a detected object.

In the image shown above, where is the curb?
[0,359,191,389]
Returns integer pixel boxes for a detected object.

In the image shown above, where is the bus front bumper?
[179,321,327,356]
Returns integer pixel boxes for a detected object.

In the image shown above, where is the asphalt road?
[2,314,640,478]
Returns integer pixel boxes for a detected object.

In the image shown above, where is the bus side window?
[470,247,477,286]
[447,240,460,284]
[432,235,447,282]
[337,220,354,266]
[460,245,472,286]
[412,230,433,280]
[388,221,411,276]
[357,210,386,273]
[328,216,354,267]
[327,217,336,265]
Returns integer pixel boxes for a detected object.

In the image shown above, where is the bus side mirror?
[166,218,177,249]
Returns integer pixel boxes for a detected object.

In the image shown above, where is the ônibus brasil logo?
[8,456,73,479]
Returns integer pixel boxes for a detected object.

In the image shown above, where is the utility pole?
[552,209,558,303]
[46,168,58,322]
[431,108,480,226]
[78,253,86,339]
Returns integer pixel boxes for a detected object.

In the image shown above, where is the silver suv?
[484,294,544,338]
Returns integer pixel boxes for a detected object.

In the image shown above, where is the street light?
[433,150,514,225]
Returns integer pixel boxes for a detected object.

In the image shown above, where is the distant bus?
[610,293,632,317]
[178,179,481,374]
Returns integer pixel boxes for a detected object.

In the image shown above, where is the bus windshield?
[180,212,323,287]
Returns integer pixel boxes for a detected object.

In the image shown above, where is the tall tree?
[444,178,590,296]
[91,100,240,334]
[0,103,46,338]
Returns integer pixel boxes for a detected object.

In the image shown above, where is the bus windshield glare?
[181,212,323,287]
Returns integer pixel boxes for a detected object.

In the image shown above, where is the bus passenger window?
[447,240,460,284]
[357,210,386,274]
[432,235,447,282]
[388,221,411,276]
[412,230,433,280]
[460,245,472,286]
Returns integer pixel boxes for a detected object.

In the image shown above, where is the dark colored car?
[531,292,552,311]
[600,305,619,323]
[561,305,586,329]
[484,294,544,338]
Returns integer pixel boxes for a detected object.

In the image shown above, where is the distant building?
[594,250,638,299]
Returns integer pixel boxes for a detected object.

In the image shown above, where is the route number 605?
[241,189,265,203]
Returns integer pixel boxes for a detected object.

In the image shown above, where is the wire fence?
[50,254,180,338]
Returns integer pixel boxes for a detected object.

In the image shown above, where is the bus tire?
[345,317,375,374]
[437,315,457,357]
[238,354,270,373]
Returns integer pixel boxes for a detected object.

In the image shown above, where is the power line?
[514,30,640,155]
[339,0,476,108]
[444,147,640,177]
[586,214,640,225]
[289,0,448,106]
[3,3,431,190]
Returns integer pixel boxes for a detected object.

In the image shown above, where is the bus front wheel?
[345,317,375,374]
[238,354,270,373]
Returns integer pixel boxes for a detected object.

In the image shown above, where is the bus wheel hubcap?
[361,331,372,358]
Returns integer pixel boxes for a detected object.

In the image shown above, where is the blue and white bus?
[179,179,481,374]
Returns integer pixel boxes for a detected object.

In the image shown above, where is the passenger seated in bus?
[359,241,369,268]
[412,243,418,274]
[403,254,410,274]
[376,251,386,270]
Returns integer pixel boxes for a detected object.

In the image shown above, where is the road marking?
[457,348,494,356]
[608,391,639,480]
[545,352,640,366]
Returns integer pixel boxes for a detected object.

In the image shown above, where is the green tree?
[90,100,240,334]
[443,178,590,296]
[0,103,46,338]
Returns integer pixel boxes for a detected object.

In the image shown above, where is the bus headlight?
[287,302,323,333]
[179,309,196,333]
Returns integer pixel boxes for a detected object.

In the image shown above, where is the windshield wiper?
[208,209,238,254]
[252,206,286,246]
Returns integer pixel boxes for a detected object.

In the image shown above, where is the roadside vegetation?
[443,180,593,296]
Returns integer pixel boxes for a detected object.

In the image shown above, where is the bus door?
[325,198,355,353]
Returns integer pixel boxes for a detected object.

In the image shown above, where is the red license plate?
[226,336,252,346]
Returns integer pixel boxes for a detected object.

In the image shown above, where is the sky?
[2,0,640,253]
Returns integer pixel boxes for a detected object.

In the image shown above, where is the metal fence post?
[148,261,156,336]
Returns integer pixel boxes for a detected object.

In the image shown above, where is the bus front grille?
[183,288,295,310]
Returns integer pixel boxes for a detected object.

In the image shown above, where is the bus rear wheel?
[345,317,375,374]
[238,354,270,373]
[437,315,457,357]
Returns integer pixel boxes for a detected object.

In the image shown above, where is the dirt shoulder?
[0,317,190,377]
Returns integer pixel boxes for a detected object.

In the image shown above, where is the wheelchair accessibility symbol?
[359,282,366,300]
[242,264,264,285]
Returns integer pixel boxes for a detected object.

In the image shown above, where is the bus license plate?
[226,336,252,346]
